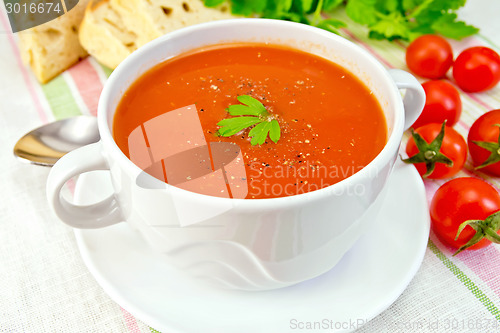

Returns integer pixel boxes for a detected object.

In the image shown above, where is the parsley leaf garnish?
[217,95,281,146]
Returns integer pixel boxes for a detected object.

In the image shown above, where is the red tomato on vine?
[406,35,453,79]
[404,122,467,179]
[468,109,500,176]
[430,177,500,255]
[453,46,500,92]
[411,80,462,129]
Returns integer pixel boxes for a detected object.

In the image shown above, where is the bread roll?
[79,0,236,69]
[79,0,137,69]
[18,0,90,83]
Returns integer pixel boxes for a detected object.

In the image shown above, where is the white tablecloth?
[1,1,500,332]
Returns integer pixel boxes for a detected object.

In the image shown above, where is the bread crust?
[18,0,91,83]
[79,0,137,69]
[18,0,237,82]
[79,0,236,69]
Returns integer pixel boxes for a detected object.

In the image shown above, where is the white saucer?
[74,160,430,333]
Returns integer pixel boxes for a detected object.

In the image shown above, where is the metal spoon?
[13,115,100,167]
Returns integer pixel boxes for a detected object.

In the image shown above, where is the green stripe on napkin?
[429,241,500,322]
[41,75,81,119]
[100,64,113,78]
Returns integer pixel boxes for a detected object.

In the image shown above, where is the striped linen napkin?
[1,1,499,332]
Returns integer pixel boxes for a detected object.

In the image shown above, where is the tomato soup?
[113,43,387,199]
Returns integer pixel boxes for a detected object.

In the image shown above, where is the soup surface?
[113,43,387,199]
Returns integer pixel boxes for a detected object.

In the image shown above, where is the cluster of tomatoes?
[404,35,500,255]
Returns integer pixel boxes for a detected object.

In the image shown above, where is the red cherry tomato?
[430,177,500,254]
[468,109,500,176]
[406,35,453,79]
[453,46,500,92]
[405,123,467,179]
[411,80,462,129]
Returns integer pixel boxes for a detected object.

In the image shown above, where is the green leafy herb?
[202,0,478,41]
[217,95,281,146]
[203,0,225,7]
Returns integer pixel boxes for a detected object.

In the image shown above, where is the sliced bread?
[18,0,91,83]
[79,0,237,69]
[79,0,138,69]
[111,0,234,47]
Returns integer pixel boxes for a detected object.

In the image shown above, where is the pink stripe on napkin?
[68,58,103,116]
[121,307,142,333]
[455,245,500,298]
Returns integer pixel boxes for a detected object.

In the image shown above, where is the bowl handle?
[388,69,425,130]
[46,142,123,229]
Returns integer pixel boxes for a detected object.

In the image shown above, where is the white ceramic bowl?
[47,19,424,290]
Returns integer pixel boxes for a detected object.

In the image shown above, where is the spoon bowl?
[13,116,100,166]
